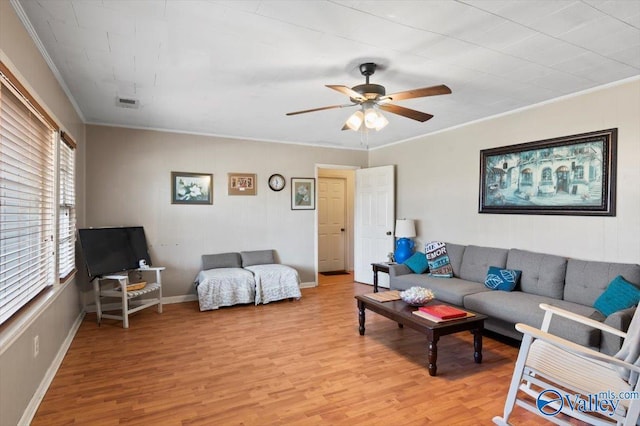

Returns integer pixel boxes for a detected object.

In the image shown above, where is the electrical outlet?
[33,335,39,358]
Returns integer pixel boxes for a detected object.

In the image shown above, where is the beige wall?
[0,1,86,425]
[370,79,640,263]
[85,125,368,294]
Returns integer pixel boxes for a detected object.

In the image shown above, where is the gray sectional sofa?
[389,243,640,355]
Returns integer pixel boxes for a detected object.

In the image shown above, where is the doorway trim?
[315,164,360,286]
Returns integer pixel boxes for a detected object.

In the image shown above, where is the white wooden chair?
[493,303,640,426]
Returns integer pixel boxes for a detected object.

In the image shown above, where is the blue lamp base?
[394,238,415,264]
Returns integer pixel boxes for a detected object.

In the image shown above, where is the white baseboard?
[300,281,316,288]
[19,310,85,426]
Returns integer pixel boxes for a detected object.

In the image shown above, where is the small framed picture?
[171,172,213,205]
[291,177,315,210]
[228,173,257,195]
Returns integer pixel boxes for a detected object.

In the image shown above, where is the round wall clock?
[268,174,285,191]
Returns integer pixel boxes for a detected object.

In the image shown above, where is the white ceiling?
[14,0,640,149]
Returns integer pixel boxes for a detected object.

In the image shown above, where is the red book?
[419,305,467,320]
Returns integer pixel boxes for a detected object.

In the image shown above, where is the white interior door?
[318,177,346,272]
[354,165,395,286]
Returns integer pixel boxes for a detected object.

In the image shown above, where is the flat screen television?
[78,226,152,280]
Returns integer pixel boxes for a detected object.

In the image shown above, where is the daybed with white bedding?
[194,250,301,311]
[241,250,302,305]
[195,252,255,311]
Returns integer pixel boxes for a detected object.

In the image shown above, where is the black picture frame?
[171,171,213,205]
[479,128,617,216]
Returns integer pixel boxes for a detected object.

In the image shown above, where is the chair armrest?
[516,322,640,374]
[539,303,627,338]
[389,264,411,277]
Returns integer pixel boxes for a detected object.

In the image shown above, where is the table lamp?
[394,219,416,263]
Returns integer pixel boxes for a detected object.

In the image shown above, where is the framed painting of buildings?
[479,129,617,216]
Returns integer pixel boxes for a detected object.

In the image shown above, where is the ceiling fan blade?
[286,103,355,116]
[379,103,434,122]
[383,84,451,102]
[326,85,366,101]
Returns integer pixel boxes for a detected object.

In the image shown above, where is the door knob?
[386,231,392,235]
[340,228,345,232]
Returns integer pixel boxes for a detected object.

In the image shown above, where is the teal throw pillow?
[484,266,522,292]
[594,275,640,316]
[403,252,428,274]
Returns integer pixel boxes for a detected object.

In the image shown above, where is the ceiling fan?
[286,62,451,131]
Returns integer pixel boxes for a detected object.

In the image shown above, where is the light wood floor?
[33,274,551,425]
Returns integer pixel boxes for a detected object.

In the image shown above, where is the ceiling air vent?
[116,97,140,109]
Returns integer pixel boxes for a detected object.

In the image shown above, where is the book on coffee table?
[419,304,467,319]
[363,290,401,302]
[412,305,474,322]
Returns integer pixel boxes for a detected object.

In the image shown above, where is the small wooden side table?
[371,262,396,292]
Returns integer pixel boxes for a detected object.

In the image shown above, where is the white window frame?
[58,131,76,282]
[0,61,61,326]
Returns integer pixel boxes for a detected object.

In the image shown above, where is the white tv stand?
[92,266,165,328]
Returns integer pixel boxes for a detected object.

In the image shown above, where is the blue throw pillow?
[594,275,640,316]
[403,252,428,274]
[484,266,522,292]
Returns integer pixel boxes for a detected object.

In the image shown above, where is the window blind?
[0,68,57,325]
[58,132,76,282]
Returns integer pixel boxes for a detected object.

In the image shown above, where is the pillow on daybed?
[484,266,522,292]
[403,252,428,274]
[241,250,276,266]
[202,252,242,270]
[594,275,640,316]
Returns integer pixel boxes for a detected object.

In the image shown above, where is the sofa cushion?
[390,275,490,306]
[459,245,508,283]
[593,275,640,316]
[506,249,567,299]
[444,243,466,277]
[403,252,428,274]
[564,259,640,306]
[202,252,242,270]
[484,266,521,292]
[425,241,453,277]
[241,250,276,266]
[463,291,601,349]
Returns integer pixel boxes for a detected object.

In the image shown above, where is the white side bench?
[92,267,164,328]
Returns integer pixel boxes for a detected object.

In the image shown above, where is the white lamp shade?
[345,110,363,131]
[395,219,416,238]
[373,113,388,131]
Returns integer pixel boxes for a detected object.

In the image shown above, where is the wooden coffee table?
[355,294,487,376]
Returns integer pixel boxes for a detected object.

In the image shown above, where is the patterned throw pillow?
[403,252,428,274]
[594,275,640,316]
[425,241,453,278]
[484,266,522,291]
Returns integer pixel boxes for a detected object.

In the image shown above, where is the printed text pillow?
[425,241,453,278]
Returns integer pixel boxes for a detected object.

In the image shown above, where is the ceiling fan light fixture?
[345,110,364,131]
[364,106,387,130]
[373,113,389,131]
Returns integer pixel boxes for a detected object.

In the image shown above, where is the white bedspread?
[245,264,301,305]
[195,268,256,311]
